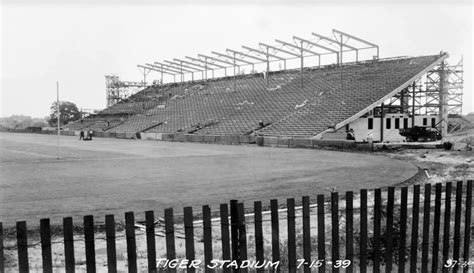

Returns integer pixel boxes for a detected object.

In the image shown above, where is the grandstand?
[65,30,463,142]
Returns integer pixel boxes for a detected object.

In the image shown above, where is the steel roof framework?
[138,29,379,88]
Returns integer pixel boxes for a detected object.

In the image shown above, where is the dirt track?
[0,132,418,226]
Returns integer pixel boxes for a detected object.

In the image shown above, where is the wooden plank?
[0,222,3,273]
[409,184,420,273]
[345,192,354,273]
[63,217,75,273]
[373,189,381,273]
[398,187,408,273]
[219,204,231,273]
[105,214,117,273]
[183,207,195,273]
[431,183,442,273]
[254,201,264,272]
[270,199,280,272]
[452,181,463,273]
[165,208,176,273]
[421,184,432,273]
[463,180,472,273]
[385,187,395,273]
[360,189,367,273]
[287,198,296,272]
[331,192,339,273]
[84,215,96,273]
[230,200,239,264]
[125,212,137,273]
[442,182,452,273]
[302,196,311,273]
[317,194,325,273]
[203,205,213,272]
[237,203,248,272]
[40,218,53,273]
[145,211,156,273]
[17,221,29,273]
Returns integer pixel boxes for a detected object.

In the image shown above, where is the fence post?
[302,196,311,273]
[164,208,176,273]
[331,192,339,273]
[125,212,137,273]
[287,198,296,272]
[203,205,213,272]
[237,203,248,272]
[421,184,432,273]
[452,181,463,273]
[360,189,367,273]
[84,215,96,273]
[317,194,325,273]
[254,201,264,272]
[105,214,117,273]
[183,207,195,273]
[0,222,3,273]
[385,187,395,273]
[373,189,382,273]
[442,182,452,273]
[230,199,240,268]
[432,183,442,273]
[63,217,75,273]
[40,218,53,273]
[345,192,354,273]
[270,199,280,272]
[17,221,28,273]
[398,187,408,273]
[463,180,472,273]
[409,184,420,273]
[220,204,231,273]
[145,211,156,273]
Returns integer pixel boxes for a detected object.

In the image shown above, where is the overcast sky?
[1,0,473,118]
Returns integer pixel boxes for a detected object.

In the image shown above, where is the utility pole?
[56,81,60,160]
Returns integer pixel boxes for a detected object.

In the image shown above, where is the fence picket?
[409,184,420,273]
[17,221,29,273]
[452,181,463,273]
[345,192,354,273]
[237,203,248,272]
[0,222,3,273]
[302,196,311,273]
[270,199,280,272]
[463,180,472,273]
[360,189,367,273]
[219,204,231,273]
[317,194,325,273]
[421,184,431,273]
[203,205,213,272]
[230,200,239,265]
[385,187,394,273]
[40,218,52,273]
[432,183,442,273]
[145,211,156,273]
[84,215,96,273]
[287,198,296,272]
[183,207,195,273]
[63,217,75,273]
[254,201,264,272]
[105,214,117,273]
[442,182,452,273]
[125,212,137,273]
[373,189,381,273]
[331,192,339,273]
[164,208,176,273]
[398,187,408,273]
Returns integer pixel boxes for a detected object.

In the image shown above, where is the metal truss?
[105,75,152,107]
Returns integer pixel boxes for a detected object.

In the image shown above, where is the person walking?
[79,131,85,140]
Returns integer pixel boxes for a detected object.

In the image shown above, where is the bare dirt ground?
[0,132,417,227]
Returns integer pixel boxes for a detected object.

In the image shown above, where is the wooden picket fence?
[1,180,472,272]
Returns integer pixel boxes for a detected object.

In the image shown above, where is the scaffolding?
[105,75,152,107]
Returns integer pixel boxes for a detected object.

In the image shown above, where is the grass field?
[0,132,418,226]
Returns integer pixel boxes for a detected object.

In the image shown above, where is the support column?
[266,47,270,88]
[380,103,384,142]
[300,41,304,89]
[439,61,448,137]
[411,82,416,128]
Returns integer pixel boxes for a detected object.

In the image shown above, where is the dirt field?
[0,132,418,226]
